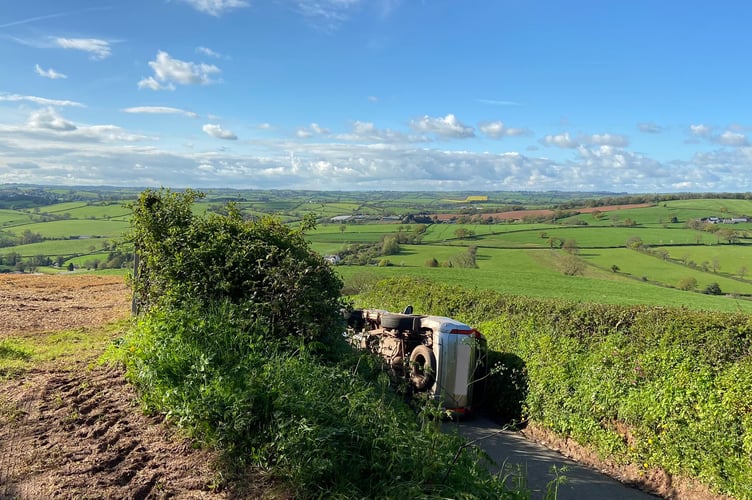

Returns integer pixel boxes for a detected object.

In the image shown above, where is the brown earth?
[0,274,131,337]
[0,274,281,499]
[0,274,729,499]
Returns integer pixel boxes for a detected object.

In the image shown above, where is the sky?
[1,1,752,193]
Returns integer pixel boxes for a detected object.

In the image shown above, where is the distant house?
[331,215,353,223]
[324,255,341,265]
[702,216,749,224]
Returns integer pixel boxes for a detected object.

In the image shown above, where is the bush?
[678,276,697,291]
[704,282,723,295]
[127,188,344,346]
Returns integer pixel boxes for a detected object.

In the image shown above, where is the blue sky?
[1,1,751,192]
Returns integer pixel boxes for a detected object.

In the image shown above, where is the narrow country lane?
[445,417,659,500]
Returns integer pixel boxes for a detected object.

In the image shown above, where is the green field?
[2,187,752,312]
[5,238,110,257]
[333,249,752,312]
[7,219,129,238]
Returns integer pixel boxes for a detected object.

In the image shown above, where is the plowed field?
[0,274,269,499]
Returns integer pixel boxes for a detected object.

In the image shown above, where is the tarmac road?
[444,417,659,500]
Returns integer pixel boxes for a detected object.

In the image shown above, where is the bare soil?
[0,274,280,499]
[0,274,131,337]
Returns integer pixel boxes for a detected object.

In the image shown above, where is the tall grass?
[110,301,515,498]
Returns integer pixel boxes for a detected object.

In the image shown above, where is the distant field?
[43,203,131,220]
[0,209,36,226]
[581,248,752,295]
[470,226,717,247]
[2,189,751,312]
[334,250,752,313]
[5,239,110,257]
[7,220,129,239]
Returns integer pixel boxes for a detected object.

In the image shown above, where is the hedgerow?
[359,276,752,498]
[113,190,517,499]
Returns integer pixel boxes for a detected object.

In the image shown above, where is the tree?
[425,257,439,268]
[381,236,400,256]
[562,239,578,255]
[449,246,478,269]
[610,264,620,273]
[678,276,697,291]
[626,236,644,250]
[559,254,585,276]
[716,228,738,244]
[738,266,748,280]
[703,282,722,295]
[454,228,474,239]
[339,224,347,234]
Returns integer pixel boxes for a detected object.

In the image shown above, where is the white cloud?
[296,122,330,138]
[123,106,198,118]
[35,64,67,79]
[690,124,712,137]
[139,51,221,90]
[479,121,530,139]
[28,107,76,131]
[0,108,152,144]
[542,132,578,148]
[638,122,663,134]
[717,131,749,147]
[180,0,249,16]
[584,133,629,147]
[196,46,225,58]
[203,123,237,140]
[54,37,111,60]
[137,77,175,91]
[334,121,425,143]
[367,95,378,102]
[3,126,752,191]
[410,113,474,139]
[0,93,84,107]
[475,98,522,106]
[291,0,362,29]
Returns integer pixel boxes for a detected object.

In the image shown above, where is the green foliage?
[114,299,512,498]
[704,282,723,295]
[128,188,344,345]
[116,189,516,498]
[359,277,752,498]
[678,276,697,291]
[381,235,400,255]
[449,245,478,268]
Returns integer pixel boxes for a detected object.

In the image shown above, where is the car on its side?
[345,306,486,415]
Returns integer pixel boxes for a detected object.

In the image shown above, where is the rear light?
[449,328,481,338]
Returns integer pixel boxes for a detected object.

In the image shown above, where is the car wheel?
[409,345,436,392]
[381,313,414,331]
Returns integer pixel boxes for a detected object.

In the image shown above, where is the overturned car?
[345,306,486,414]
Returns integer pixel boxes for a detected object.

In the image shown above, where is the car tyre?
[410,345,436,392]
